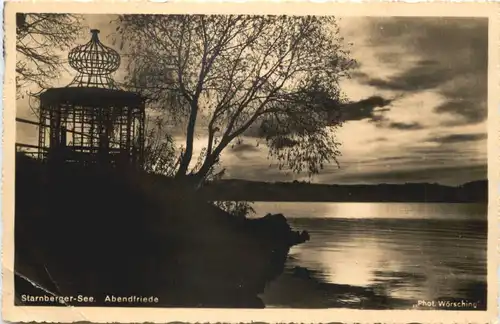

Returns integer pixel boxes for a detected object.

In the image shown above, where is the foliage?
[16,13,83,96]
[115,15,356,186]
[212,200,255,219]
[142,116,179,176]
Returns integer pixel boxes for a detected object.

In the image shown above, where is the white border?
[2,2,498,323]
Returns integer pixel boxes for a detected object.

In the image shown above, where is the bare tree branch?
[16,13,84,97]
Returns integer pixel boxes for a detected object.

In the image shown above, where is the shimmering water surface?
[251,202,488,309]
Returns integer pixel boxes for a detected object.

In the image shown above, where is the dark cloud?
[376,52,405,65]
[386,122,424,130]
[356,17,488,126]
[417,59,440,67]
[363,156,414,163]
[338,93,425,130]
[427,133,487,144]
[369,137,388,143]
[434,100,487,126]
[409,147,457,155]
[367,115,425,131]
[340,96,393,122]
[361,64,453,92]
[241,95,396,138]
[338,95,427,132]
[367,18,487,65]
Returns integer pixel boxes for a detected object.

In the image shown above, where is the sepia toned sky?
[16,15,488,185]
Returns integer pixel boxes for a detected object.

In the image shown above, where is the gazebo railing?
[16,118,47,159]
[16,117,140,166]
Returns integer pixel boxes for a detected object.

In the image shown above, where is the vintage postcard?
[2,1,499,323]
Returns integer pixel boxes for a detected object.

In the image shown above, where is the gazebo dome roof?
[68,29,121,76]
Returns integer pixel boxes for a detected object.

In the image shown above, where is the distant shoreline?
[199,179,488,203]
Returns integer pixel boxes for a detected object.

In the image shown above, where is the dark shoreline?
[199,179,488,203]
[14,153,308,308]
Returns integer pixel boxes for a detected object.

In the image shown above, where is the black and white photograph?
[4,2,497,322]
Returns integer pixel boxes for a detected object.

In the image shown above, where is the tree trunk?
[193,155,217,186]
[191,139,228,188]
[175,102,199,178]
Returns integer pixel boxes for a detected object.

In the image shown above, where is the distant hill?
[198,179,488,203]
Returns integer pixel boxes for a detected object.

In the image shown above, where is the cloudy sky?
[16,15,488,185]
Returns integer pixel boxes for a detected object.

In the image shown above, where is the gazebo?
[36,29,145,168]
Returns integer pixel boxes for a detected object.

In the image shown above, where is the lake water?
[251,202,488,309]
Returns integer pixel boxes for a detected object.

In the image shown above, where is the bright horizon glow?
[248,202,487,220]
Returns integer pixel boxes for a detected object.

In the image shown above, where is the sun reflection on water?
[257,202,487,308]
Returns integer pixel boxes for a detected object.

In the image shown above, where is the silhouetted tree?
[116,15,355,187]
[16,13,83,96]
